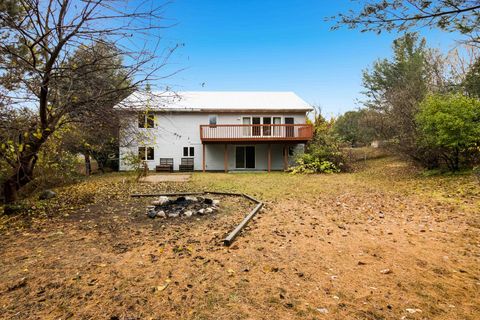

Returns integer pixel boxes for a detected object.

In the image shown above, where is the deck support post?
[283,144,288,171]
[202,143,206,172]
[267,144,271,173]
[224,144,228,173]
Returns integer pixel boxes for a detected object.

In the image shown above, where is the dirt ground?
[139,174,191,183]
[0,157,479,320]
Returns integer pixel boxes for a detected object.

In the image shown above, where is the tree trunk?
[454,147,460,171]
[2,156,37,214]
[3,179,18,209]
[84,152,91,176]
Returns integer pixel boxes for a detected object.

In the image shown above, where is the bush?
[416,93,480,171]
[290,154,340,174]
[290,110,347,174]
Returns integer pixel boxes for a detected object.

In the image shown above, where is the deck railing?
[200,124,313,142]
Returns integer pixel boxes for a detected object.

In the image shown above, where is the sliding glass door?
[235,146,255,169]
[242,117,251,136]
[273,117,281,136]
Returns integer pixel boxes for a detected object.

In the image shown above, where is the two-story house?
[116,91,313,172]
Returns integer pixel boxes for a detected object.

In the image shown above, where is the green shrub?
[290,110,347,174]
[416,93,480,171]
[290,154,340,174]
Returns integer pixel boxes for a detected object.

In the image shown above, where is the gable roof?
[115,91,313,112]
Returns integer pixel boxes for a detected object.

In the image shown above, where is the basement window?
[139,146,155,160]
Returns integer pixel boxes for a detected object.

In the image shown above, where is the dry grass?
[0,156,479,319]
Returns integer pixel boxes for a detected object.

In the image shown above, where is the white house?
[116,91,313,172]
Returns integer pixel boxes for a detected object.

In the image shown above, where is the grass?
[0,155,479,319]
[188,156,479,206]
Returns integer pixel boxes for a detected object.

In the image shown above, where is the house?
[115,91,313,172]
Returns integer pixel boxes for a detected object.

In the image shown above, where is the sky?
[151,0,461,117]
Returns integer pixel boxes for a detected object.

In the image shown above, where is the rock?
[197,209,205,215]
[184,210,193,217]
[147,210,157,219]
[380,268,392,274]
[156,210,166,218]
[175,196,186,204]
[145,206,155,215]
[213,199,220,205]
[405,308,422,314]
[316,307,329,314]
[152,196,169,206]
[205,207,213,214]
[39,190,56,200]
[204,198,213,205]
[168,212,179,218]
[378,211,385,218]
[357,261,366,266]
[185,196,198,202]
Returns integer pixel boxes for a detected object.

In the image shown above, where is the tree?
[416,93,480,171]
[332,0,480,45]
[361,33,440,166]
[0,0,175,210]
[60,41,131,175]
[333,110,376,146]
[293,107,346,173]
[463,57,480,97]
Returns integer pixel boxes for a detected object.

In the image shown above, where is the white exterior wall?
[119,112,307,171]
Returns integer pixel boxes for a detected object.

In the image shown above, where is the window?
[183,146,194,157]
[242,116,281,136]
[288,146,294,156]
[209,115,217,125]
[138,112,154,128]
[139,146,154,160]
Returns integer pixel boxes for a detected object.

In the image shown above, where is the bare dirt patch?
[0,157,479,319]
[139,174,191,183]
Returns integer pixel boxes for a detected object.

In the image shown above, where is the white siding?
[119,112,307,171]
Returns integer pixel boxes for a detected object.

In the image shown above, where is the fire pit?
[145,195,220,218]
[132,191,264,246]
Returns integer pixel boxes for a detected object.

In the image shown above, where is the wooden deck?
[200,124,313,143]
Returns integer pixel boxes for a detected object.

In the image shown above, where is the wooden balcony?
[200,124,313,143]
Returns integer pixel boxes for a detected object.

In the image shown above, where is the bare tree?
[0,0,178,210]
[331,0,480,45]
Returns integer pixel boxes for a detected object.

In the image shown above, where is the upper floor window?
[209,115,217,125]
[138,112,154,128]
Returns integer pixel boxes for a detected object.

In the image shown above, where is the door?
[242,117,251,136]
[273,117,281,136]
[252,117,261,136]
[263,117,272,136]
[236,146,255,169]
[285,117,294,137]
